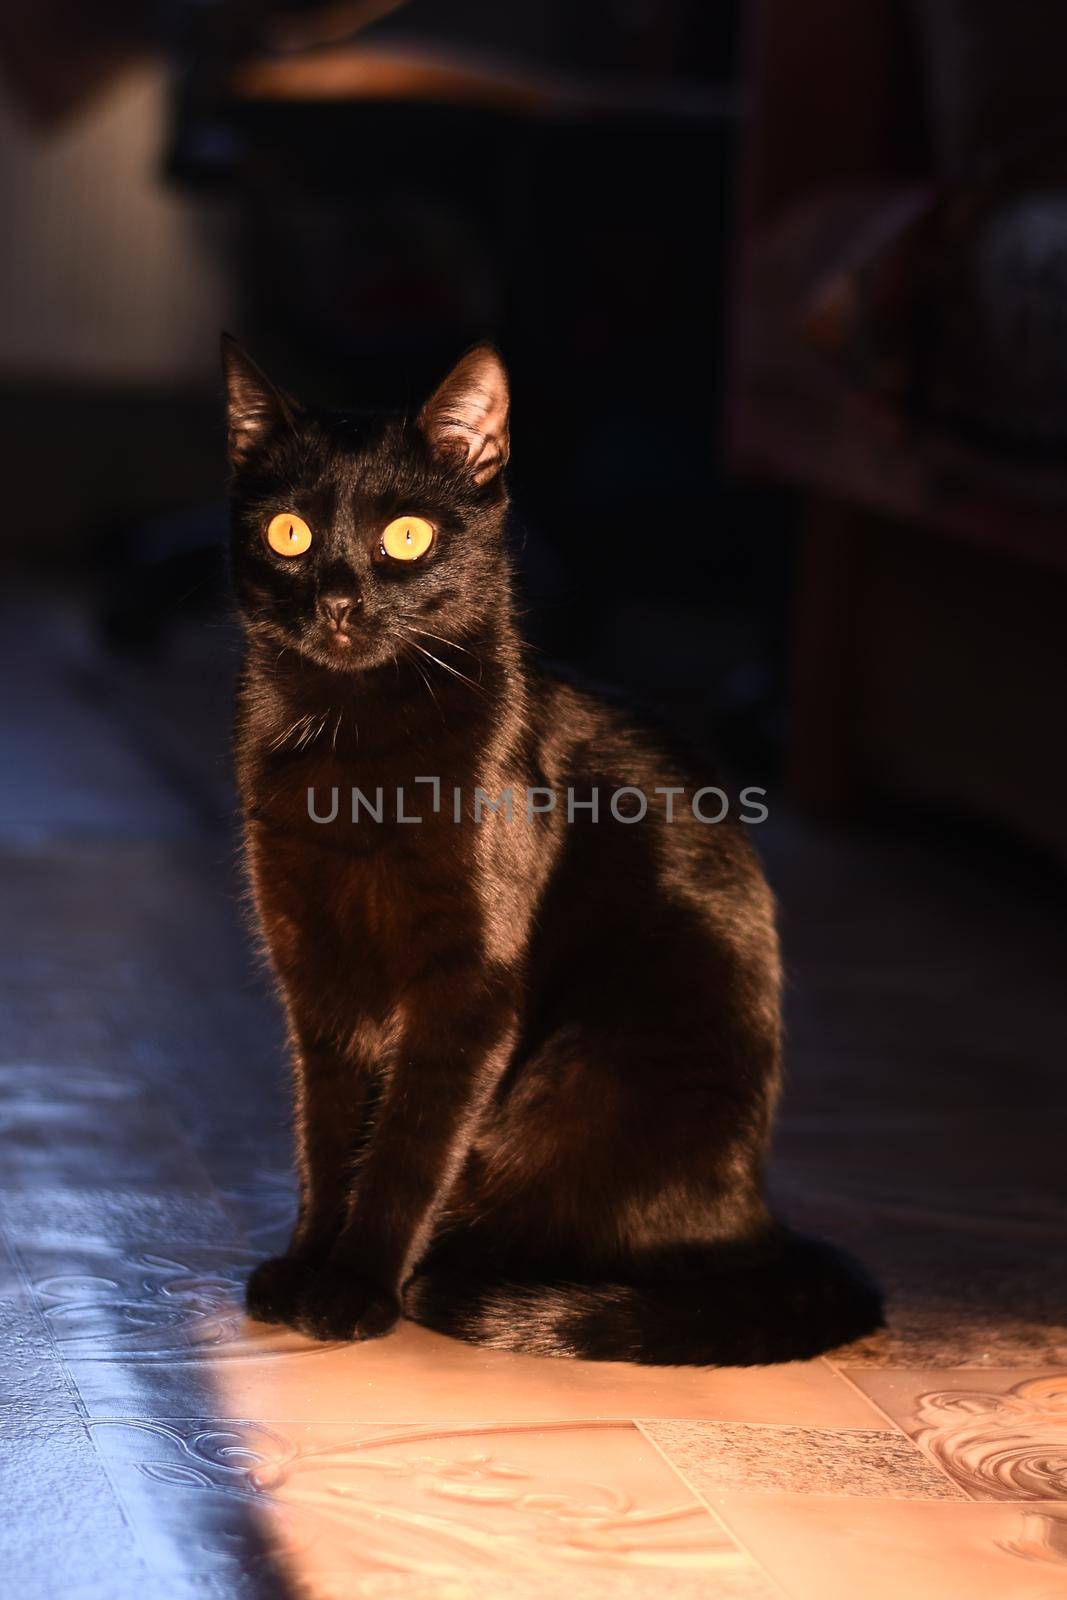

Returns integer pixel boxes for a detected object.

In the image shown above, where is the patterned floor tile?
[843,1368,1067,1502]
[90,1415,777,1593]
[713,1493,1067,1600]
[639,1419,964,1499]
[0,1420,146,1599]
[0,1227,32,1303]
[298,1577,776,1600]
[12,1236,316,1418]
[212,1320,886,1429]
[0,1299,83,1441]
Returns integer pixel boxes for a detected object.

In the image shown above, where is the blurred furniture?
[0,0,148,125]
[729,0,1067,863]
[164,0,742,665]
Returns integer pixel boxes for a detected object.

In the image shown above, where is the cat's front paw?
[245,1255,319,1325]
[294,1265,401,1343]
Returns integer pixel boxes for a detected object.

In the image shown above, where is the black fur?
[224,337,883,1364]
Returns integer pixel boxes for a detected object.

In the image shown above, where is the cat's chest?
[239,714,494,985]
[246,807,481,1012]
[244,744,477,939]
[254,824,420,924]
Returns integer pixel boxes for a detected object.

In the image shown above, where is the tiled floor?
[1,591,1065,1599]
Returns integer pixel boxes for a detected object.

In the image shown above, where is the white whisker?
[404,623,484,671]
[398,639,445,720]
[399,632,487,696]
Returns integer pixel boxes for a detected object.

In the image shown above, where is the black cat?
[224,336,882,1363]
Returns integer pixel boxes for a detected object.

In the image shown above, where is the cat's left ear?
[221,333,301,468]
[419,345,510,484]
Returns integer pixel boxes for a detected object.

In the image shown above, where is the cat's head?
[222,337,511,672]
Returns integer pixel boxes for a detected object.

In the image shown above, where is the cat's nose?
[318,594,361,631]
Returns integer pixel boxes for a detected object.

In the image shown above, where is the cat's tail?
[404,1227,883,1366]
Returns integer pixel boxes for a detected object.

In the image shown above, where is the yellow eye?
[266,512,313,557]
[381,515,434,562]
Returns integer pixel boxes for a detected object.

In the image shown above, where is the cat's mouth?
[309,609,367,658]
[312,626,365,665]
[294,619,397,673]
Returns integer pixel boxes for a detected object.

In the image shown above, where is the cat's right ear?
[221,334,300,468]
[419,345,510,484]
